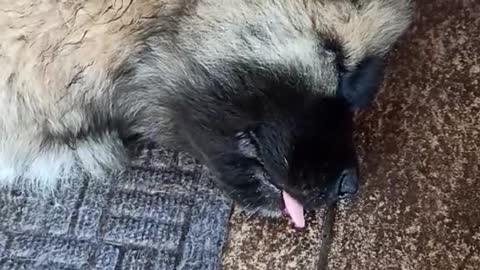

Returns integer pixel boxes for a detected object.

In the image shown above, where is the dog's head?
[145,0,413,216]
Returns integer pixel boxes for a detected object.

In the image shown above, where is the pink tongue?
[282,191,305,228]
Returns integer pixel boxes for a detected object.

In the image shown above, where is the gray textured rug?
[0,147,233,270]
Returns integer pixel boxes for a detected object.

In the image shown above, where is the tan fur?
[311,0,413,66]
[0,0,176,189]
[0,0,170,133]
[0,0,413,191]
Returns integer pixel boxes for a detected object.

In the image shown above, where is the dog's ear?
[338,56,385,108]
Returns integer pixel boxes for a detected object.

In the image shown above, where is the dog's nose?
[337,168,359,197]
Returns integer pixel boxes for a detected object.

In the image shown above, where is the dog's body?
[0,0,171,188]
[0,0,412,215]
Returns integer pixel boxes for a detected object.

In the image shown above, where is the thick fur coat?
[0,0,413,214]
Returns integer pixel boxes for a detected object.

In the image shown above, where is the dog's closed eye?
[236,131,259,158]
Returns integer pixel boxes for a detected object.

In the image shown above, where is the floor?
[0,148,232,270]
[221,1,480,269]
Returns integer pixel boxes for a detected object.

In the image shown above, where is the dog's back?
[0,0,173,189]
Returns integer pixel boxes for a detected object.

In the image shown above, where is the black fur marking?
[165,60,357,211]
[338,56,385,108]
[113,44,359,214]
